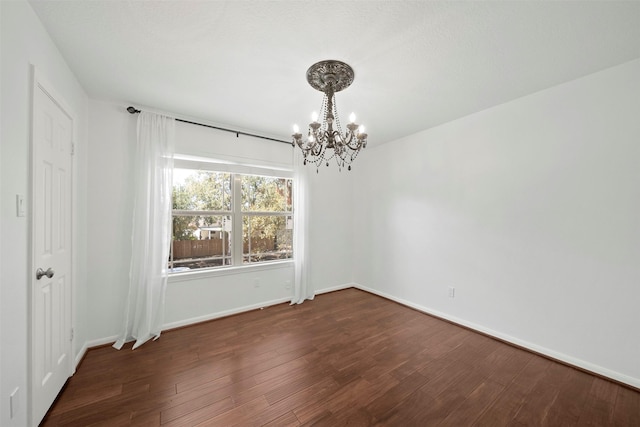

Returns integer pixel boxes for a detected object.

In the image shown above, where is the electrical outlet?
[285,280,291,290]
[448,287,455,298]
[253,278,260,288]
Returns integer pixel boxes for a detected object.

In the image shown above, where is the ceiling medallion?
[292,60,367,172]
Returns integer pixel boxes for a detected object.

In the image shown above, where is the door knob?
[36,267,55,280]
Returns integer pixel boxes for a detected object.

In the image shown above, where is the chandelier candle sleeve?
[292,60,367,171]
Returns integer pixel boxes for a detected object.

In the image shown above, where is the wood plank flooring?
[42,288,640,426]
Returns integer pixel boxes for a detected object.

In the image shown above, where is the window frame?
[169,158,293,276]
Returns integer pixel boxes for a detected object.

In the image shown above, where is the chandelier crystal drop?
[292,60,367,171]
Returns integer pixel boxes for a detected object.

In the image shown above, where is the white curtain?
[114,112,175,350]
[291,149,314,304]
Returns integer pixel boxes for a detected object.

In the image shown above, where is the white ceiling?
[29,1,640,146]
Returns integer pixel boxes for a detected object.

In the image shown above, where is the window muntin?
[170,167,292,273]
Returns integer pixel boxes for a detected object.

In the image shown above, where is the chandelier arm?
[343,138,364,151]
[311,139,324,157]
[329,130,344,145]
[341,132,355,147]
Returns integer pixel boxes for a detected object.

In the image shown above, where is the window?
[169,165,293,273]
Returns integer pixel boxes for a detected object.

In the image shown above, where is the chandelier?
[292,60,367,171]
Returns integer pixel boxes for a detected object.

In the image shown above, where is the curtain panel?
[291,149,314,304]
[114,112,175,350]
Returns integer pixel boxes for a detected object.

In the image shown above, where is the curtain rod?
[126,106,291,145]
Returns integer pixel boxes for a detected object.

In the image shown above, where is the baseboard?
[314,282,355,295]
[84,335,119,349]
[353,283,640,391]
[73,342,88,372]
[161,296,293,331]
[163,282,355,330]
[78,298,294,355]
[72,335,119,369]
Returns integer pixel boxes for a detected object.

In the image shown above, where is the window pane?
[243,215,293,263]
[241,175,292,212]
[170,215,232,271]
[173,169,231,211]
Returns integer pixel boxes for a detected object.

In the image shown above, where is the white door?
[31,75,74,426]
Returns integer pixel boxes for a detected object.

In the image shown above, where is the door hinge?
[70,328,74,341]
[71,142,75,155]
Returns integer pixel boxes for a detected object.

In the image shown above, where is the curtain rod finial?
[127,106,140,114]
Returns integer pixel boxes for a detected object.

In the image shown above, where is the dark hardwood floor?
[42,288,639,426]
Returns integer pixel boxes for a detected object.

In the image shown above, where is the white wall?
[85,101,136,342]
[307,165,354,292]
[0,1,89,425]
[353,58,640,388]
[85,100,354,342]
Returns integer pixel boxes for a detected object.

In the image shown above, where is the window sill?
[168,259,294,283]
